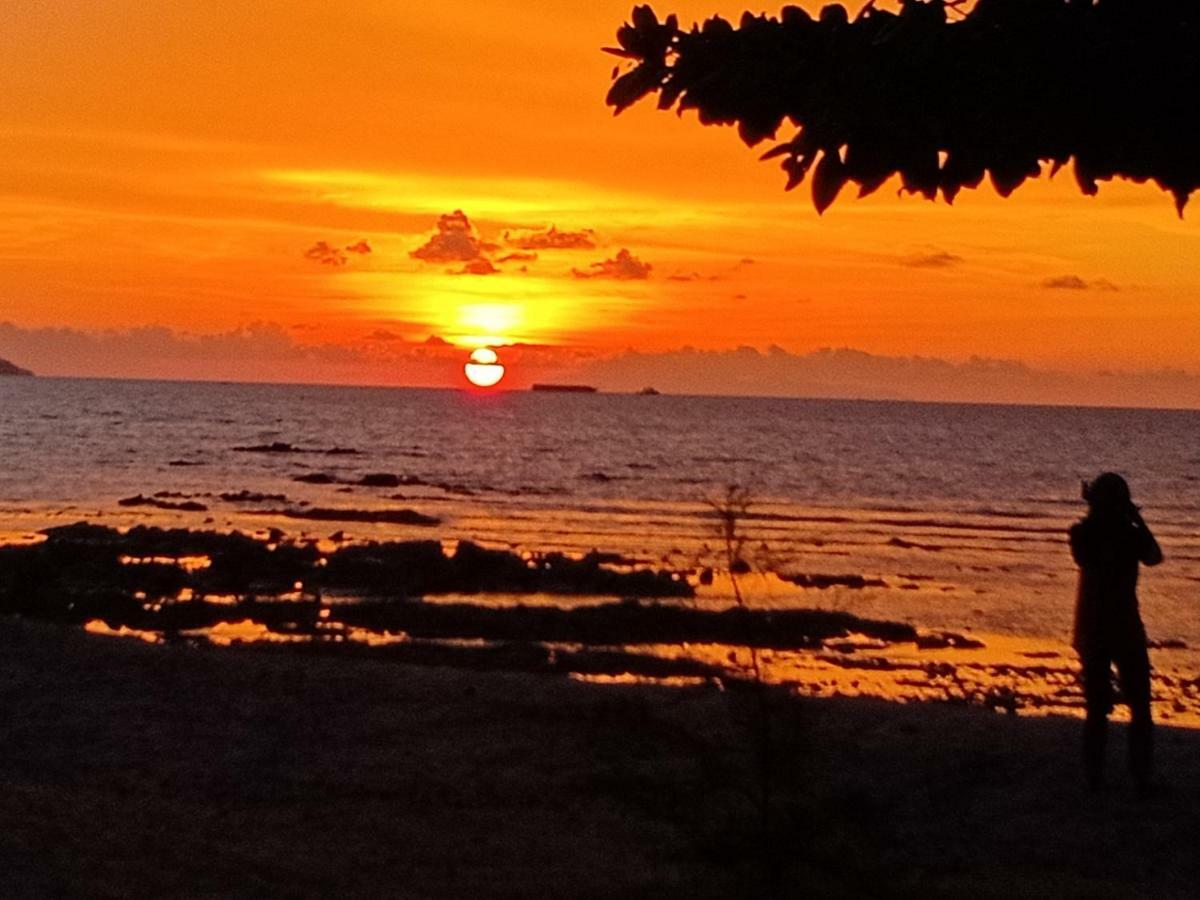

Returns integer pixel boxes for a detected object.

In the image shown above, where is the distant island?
[531,384,597,393]
[637,386,661,396]
[0,357,33,377]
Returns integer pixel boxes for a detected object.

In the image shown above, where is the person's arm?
[1069,522,1088,568]
[1132,507,1164,566]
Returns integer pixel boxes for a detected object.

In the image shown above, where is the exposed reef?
[233,443,363,455]
[118,495,209,512]
[0,523,691,622]
[253,507,440,526]
[779,572,887,590]
[0,524,926,663]
[219,490,288,504]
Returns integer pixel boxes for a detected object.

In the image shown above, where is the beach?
[2,616,1199,898]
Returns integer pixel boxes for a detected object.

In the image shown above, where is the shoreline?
[5,521,1200,729]
[3,616,1199,897]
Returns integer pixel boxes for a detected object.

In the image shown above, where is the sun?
[464,347,506,388]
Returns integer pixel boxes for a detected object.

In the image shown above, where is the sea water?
[2,377,1198,653]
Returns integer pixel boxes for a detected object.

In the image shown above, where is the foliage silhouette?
[606,0,1200,214]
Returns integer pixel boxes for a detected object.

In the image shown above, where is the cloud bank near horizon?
[2,321,1198,409]
[577,346,1200,409]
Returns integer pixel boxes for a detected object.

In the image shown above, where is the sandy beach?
[2,617,1199,898]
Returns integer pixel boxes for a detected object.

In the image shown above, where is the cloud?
[411,210,496,263]
[1042,275,1088,290]
[573,248,651,280]
[563,345,1200,408]
[1042,275,1119,291]
[497,251,538,263]
[303,241,348,267]
[0,321,586,388]
[504,226,596,251]
[457,258,498,276]
[0,321,359,373]
[4,320,1198,407]
[344,240,372,255]
[901,249,963,268]
[667,271,720,282]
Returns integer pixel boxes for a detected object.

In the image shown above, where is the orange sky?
[2,1,1199,405]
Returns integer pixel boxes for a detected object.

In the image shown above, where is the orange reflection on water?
[569,673,710,689]
[84,619,161,644]
[119,554,212,573]
[613,634,1200,729]
[182,619,308,646]
[0,531,46,547]
[344,627,410,647]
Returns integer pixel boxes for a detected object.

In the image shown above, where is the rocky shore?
[6,523,1200,726]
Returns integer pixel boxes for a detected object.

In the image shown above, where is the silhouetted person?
[1069,473,1163,791]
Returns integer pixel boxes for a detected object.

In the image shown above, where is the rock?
[582,550,636,566]
[292,473,336,484]
[265,507,440,526]
[781,572,887,590]
[359,473,403,488]
[233,442,304,453]
[117,495,208,512]
[220,490,288,503]
[0,357,33,376]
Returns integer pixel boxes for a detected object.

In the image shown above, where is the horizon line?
[7,372,1200,415]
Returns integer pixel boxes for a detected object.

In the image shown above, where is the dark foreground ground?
[2,620,1199,898]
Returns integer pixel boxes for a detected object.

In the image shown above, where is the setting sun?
[463,347,505,387]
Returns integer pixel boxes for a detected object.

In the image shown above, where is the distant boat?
[0,357,33,377]
[531,384,598,393]
[637,386,661,396]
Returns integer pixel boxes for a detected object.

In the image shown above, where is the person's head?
[1083,472,1132,513]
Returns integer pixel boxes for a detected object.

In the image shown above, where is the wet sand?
[2,619,1200,898]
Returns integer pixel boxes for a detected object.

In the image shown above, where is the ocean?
[3,377,1199,716]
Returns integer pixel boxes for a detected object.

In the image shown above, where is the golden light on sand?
[464,347,505,387]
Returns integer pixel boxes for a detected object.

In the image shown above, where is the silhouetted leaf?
[812,151,847,213]
[606,67,664,113]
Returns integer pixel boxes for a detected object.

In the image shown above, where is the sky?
[2,0,1200,406]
